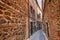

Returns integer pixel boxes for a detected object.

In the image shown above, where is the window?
[32,10,35,18]
[30,6,33,13]
[37,21,42,30]
[30,6,35,19]
[31,22,34,35]
[31,22,36,35]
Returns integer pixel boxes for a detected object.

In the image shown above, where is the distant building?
[43,0,60,40]
[28,0,42,37]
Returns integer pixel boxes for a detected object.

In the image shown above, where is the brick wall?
[44,0,60,40]
[0,0,28,40]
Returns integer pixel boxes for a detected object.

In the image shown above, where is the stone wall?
[0,0,28,40]
[44,0,60,40]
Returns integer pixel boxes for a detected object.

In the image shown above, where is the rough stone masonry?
[0,0,28,40]
[44,0,60,40]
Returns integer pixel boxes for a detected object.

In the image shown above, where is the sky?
[37,0,42,9]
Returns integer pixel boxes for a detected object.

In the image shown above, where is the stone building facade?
[28,0,42,37]
[43,0,60,40]
[0,0,42,40]
[0,0,28,40]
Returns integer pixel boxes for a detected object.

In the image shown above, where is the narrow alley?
[0,0,60,40]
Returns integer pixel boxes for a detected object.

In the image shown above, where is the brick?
[5,16,11,21]
[0,19,6,24]
[0,10,3,14]
[0,6,6,10]
[1,0,11,5]
[4,11,11,16]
